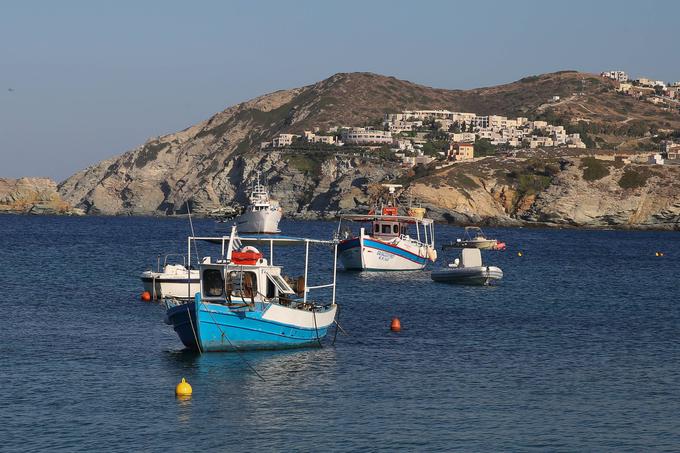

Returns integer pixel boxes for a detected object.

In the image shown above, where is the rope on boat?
[312,307,322,348]
[187,304,202,354]
[200,300,266,382]
[332,304,341,345]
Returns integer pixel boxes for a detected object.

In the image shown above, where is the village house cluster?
[260,108,588,168]
[384,110,586,149]
[601,70,680,109]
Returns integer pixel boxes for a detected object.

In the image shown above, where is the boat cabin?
[372,220,408,238]
[199,260,298,304]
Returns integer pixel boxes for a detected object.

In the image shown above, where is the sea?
[1,214,679,452]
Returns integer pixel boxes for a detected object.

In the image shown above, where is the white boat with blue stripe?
[337,184,437,271]
[165,227,338,352]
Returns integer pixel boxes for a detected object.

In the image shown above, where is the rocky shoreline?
[0,177,84,216]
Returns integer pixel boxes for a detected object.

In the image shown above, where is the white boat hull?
[140,270,200,299]
[235,208,282,234]
[338,234,431,271]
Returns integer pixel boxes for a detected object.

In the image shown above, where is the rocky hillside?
[55,71,680,228]
[408,153,680,229]
[0,178,82,215]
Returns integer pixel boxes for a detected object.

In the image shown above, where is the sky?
[1,0,679,181]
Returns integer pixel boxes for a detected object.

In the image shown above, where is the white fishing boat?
[431,248,503,285]
[217,172,282,234]
[140,254,199,299]
[164,227,338,352]
[337,184,437,271]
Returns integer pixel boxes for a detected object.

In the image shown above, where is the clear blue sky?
[1,0,678,181]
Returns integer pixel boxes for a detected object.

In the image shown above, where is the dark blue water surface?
[1,215,679,452]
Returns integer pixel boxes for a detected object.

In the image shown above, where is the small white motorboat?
[140,254,199,299]
[431,248,503,285]
[443,226,502,250]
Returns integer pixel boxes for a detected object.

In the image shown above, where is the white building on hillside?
[271,134,299,148]
[341,127,393,145]
[601,70,629,82]
[303,131,339,145]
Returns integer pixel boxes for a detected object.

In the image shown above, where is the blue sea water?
[1,214,679,452]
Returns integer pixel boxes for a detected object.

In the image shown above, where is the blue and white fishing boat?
[337,184,437,271]
[165,227,338,352]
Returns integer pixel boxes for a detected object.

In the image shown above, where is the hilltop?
[54,71,680,227]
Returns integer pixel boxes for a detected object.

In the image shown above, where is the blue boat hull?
[167,302,332,352]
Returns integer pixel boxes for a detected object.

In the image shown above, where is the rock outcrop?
[407,155,680,230]
[0,178,83,215]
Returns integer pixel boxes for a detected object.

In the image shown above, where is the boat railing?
[188,227,338,307]
[157,253,187,272]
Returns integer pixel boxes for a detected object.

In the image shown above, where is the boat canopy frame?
[338,214,435,249]
[186,226,338,305]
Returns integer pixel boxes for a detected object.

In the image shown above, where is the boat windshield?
[266,272,295,294]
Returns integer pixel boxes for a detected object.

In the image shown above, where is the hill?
[56,71,680,225]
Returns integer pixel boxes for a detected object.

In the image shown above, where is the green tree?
[474,138,496,157]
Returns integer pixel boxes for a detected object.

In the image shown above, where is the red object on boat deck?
[231,251,263,265]
[382,206,398,216]
[390,317,402,332]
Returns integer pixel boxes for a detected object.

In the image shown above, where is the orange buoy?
[141,291,152,301]
[390,317,401,332]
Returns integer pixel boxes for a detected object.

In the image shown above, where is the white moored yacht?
[217,172,282,234]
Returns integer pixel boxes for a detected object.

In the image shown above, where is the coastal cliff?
[0,178,82,215]
[53,71,680,229]
[409,154,680,229]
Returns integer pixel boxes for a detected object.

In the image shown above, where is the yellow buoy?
[517,252,523,257]
[655,252,660,257]
[175,378,192,397]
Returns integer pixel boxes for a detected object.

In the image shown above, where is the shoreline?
[2,210,678,232]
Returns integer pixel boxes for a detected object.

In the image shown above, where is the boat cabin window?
[374,222,399,236]
[227,271,258,298]
[202,269,224,297]
[400,226,407,235]
[266,272,295,295]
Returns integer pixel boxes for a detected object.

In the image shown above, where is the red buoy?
[141,291,152,301]
[390,317,401,332]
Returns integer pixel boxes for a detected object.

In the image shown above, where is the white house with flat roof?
[271,133,299,148]
[601,71,629,82]
[341,127,393,145]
